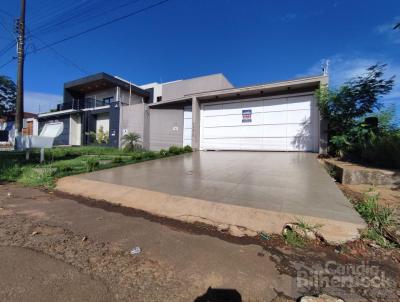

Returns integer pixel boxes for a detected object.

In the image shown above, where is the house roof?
[5,112,38,119]
[149,75,328,107]
[64,72,150,98]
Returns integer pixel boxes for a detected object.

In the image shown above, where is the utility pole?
[15,0,26,135]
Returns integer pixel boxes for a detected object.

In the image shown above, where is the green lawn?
[0,145,192,188]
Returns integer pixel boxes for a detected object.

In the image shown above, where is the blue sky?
[0,0,399,117]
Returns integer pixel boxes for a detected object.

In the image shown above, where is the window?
[103,97,114,105]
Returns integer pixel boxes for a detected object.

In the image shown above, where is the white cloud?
[374,18,400,44]
[302,55,400,99]
[24,91,62,114]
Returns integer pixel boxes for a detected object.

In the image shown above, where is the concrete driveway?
[57,152,366,243]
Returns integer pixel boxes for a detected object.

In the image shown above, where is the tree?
[0,75,16,116]
[317,64,395,138]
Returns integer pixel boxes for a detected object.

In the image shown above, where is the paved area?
[57,152,366,242]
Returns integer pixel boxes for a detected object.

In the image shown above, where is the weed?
[86,158,100,172]
[361,228,396,248]
[355,192,393,230]
[283,229,305,248]
[295,217,323,235]
[19,167,56,188]
[353,189,397,248]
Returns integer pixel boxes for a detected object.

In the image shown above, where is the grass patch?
[283,229,305,248]
[295,217,322,234]
[0,145,193,189]
[353,190,398,248]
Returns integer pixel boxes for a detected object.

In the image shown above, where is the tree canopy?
[0,75,16,116]
[317,64,395,136]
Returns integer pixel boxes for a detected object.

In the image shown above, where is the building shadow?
[194,287,242,302]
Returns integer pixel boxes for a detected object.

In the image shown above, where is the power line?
[28,0,171,53]
[0,57,16,69]
[0,41,16,57]
[29,32,90,75]
[31,0,142,37]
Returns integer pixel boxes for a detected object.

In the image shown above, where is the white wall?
[96,113,109,133]
[139,82,163,103]
[69,114,82,145]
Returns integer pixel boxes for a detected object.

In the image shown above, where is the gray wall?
[120,103,145,145]
[149,109,183,151]
[162,74,233,102]
[119,89,143,105]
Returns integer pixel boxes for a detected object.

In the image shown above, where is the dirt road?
[0,183,399,301]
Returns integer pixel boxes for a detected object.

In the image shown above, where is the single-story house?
[0,112,38,148]
[38,72,328,153]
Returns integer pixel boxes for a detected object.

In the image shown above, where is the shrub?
[96,125,109,144]
[112,156,123,163]
[122,132,142,152]
[159,149,169,157]
[131,153,143,161]
[168,145,184,155]
[86,158,99,172]
[183,145,193,153]
[143,151,157,159]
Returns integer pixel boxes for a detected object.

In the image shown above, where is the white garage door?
[200,95,318,151]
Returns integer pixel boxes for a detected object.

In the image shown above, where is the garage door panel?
[287,136,313,151]
[240,125,264,137]
[262,137,287,150]
[287,97,312,110]
[287,110,310,124]
[287,123,311,137]
[203,126,242,138]
[263,111,287,124]
[263,98,287,112]
[263,124,287,137]
[240,137,264,150]
[202,138,242,150]
[205,113,265,127]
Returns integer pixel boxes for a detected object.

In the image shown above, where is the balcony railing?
[53,98,111,112]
